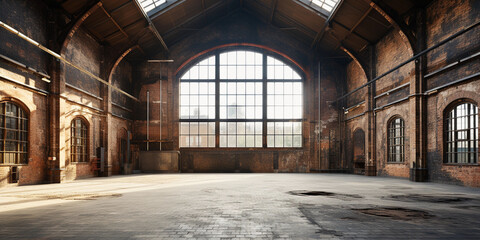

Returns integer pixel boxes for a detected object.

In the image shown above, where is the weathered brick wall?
[0,0,49,76]
[63,28,102,97]
[59,22,134,180]
[132,11,343,173]
[345,62,367,107]
[425,0,480,187]
[345,117,367,172]
[62,103,96,181]
[0,0,49,187]
[111,61,134,120]
[375,30,413,108]
[427,84,480,187]
[373,29,414,179]
[344,61,368,172]
[375,102,410,178]
[108,117,131,175]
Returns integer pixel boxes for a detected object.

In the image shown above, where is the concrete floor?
[1,174,480,239]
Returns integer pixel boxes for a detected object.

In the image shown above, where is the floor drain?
[353,207,433,220]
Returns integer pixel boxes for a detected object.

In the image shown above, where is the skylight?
[309,0,339,12]
[139,0,167,13]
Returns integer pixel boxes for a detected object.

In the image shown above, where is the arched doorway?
[119,128,131,174]
[353,128,365,175]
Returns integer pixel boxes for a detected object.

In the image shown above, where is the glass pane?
[220,135,227,147]
[293,135,302,147]
[199,123,208,134]
[256,135,263,147]
[246,135,255,147]
[267,135,274,147]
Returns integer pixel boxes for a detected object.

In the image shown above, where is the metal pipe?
[344,112,366,122]
[0,21,139,102]
[374,83,410,100]
[0,75,49,95]
[344,101,365,113]
[146,90,150,151]
[425,71,480,95]
[159,67,162,151]
[65,83,103,100]
[318,61,321,170]
[148,60,174,63]
[335,19,480,102]
[0,53,50,79]
[424,51,480,78]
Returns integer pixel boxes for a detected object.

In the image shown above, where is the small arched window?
[0,101,28,164]
[445,102,478,164]
[388,117,405,163]
[71,117,88,162]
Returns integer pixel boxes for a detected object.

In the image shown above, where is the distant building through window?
[445,102,478,164]
[179,49,303,148]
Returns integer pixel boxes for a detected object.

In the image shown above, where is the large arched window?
[179,49,303,148]
[0,101,28,164]
[445,102,478,164]
[387,117,405,163]
[71,117,88,162]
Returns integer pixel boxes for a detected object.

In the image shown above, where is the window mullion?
[262,52,267,148]
[215,53,220,148]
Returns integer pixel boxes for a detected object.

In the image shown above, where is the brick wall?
[132,11,343,173]
[0,0,49,187]
[424,0,480,187]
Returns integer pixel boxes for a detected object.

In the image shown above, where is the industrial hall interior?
[1,0,480,188]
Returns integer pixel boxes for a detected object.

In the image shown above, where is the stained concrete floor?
[1,174,480,239]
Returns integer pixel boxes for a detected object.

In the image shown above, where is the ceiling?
[44,0,432,61]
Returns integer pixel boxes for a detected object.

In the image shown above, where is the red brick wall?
[425,0,480,187]
[0,0,49,187]
[132,11,344,173]
[0,87,48,187]
[375,102,410,178]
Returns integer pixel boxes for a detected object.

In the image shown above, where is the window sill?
[386,162,406,164]
[179,147,304,150]
[71,162,90,165]
[442,163,479,167]
[0,163,28,167]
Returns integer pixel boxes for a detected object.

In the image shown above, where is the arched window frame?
[71,117,89,163]
[444,100,479,165]
[0,100,29,165]
[178,47,304,149]
[387,116,405,163]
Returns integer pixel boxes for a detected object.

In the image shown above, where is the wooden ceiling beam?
[99,2,145,55]
[110,0,134,14]
[252,0,316,38]
[362,0,416,52]
[102,19,145,40]
[343,0,389,28]
[163,0,226,38]
[333,6,373,50]
[310,0,344,49]
[269,0,278,23]
[132,0,169,52]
